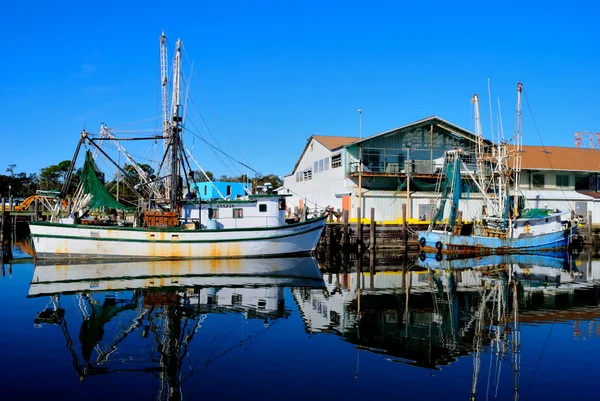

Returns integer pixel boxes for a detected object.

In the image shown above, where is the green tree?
[6,164,16,176]
[39,160,72,191]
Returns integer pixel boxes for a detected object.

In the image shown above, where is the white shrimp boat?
[28,33,326,260]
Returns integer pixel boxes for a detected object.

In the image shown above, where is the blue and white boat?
[418,83,575,255]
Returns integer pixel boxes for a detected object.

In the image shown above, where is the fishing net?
[520,208,552,218]
[81,150,135,211]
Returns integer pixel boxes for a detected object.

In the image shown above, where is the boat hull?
[418,226,574,255]
[29,217,326,260]
[28,257,325,297]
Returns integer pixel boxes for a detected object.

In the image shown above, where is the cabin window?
[278,198,286,211]
[259,204,267,212]
[556,175,569,187]
[233,208,243,219]
[532,173,545,188]
[208,208,219,219]
[324,157,329,170]
[226,185,232,196]
[331,154,342,168]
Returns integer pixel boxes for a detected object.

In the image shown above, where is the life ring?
[435,252,443,261]
[435,241,443,250]
[419,237,426,247]
[419,251,426,261]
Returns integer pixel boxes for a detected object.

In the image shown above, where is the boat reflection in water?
[28,257,324,400]
[296,252,600,398]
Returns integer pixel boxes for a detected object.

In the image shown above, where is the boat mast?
[169,39,183,209]
[160,32,171,202]
[472,94,489,215]
[512,82,523,219]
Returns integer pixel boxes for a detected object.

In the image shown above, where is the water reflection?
[18,252,600,400]
[297,252,600,397]
[27,257,325,400]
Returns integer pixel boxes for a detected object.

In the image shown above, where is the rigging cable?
[181,43,254,169]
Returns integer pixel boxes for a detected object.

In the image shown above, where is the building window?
[233,208,243,218]
[556,175,569,187]
[532,173,545,188]
[204,186,207,196]
[303,170,312,180]
[331,154,342,168]
[259,204,267,212]
[324,157,329,170]
[314,161,318,172]
[319,159,324,172]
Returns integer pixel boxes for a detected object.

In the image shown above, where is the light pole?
[357,109,363,221]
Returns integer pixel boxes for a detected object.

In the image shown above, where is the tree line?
[0,162,283,203]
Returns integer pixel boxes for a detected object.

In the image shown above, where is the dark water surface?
[1,248,600,401]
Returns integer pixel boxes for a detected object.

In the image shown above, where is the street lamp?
[357,109,363,222]
[358,109,362,139]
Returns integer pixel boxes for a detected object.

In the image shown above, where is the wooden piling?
[402,204,408,248]
[455,210,463,234]
[588,211,593,241]
[342,210,349,249]
[9,196,13,212]
[356,207,362,253]
[369,208,375,278]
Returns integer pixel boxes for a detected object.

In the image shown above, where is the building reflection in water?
[28,257,325,401]
[25,252,600,401]
[295,252,600,397]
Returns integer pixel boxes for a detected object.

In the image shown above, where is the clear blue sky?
[2,0,599,179]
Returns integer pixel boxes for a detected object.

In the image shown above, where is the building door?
[341,195,350,212]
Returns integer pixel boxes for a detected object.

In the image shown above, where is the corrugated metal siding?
[352,191,486,222]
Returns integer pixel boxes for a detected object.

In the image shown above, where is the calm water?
[2,247,600,401]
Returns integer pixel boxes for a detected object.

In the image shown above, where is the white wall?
[283,138,348,213]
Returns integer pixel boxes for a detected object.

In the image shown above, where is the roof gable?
[349,116,483,146]
[313,135,358,151]
[287,135,357,176]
